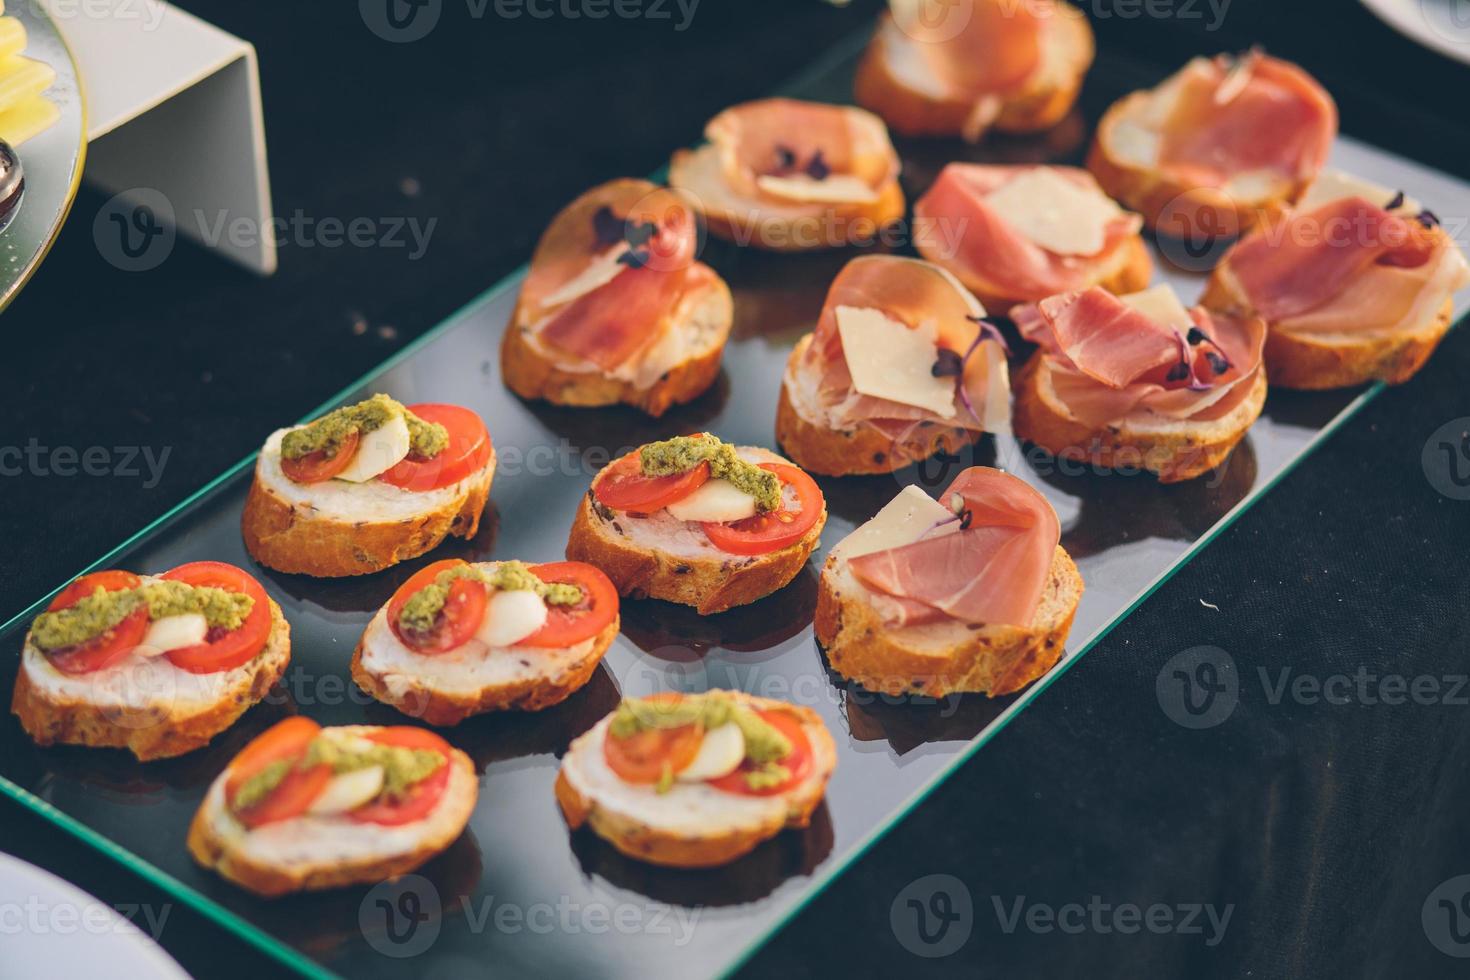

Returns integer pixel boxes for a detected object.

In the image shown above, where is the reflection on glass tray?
[2,31,1469,980]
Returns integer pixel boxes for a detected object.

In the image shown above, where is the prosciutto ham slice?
[848,467,1060,628]
[1014,287,1266,428]
[1218,195,1470,335]
[799,255,1008,438]
[520,180,701,371]
[914,164,1142,301]
[891,0,1044,102]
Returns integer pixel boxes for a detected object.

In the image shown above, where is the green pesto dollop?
[30,582,254,654]
[638,435,781,512]
[232,759,292,811]
[280,394,448,461]
[303,734,445,800]
[396,561,582,638]
[609,692,794,792]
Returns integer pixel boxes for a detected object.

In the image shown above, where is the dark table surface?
[4,1,1470,977]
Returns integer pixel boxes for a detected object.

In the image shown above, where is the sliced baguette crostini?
[775,255,1009,477]
[913,164,1151,311]
[556,690,837,868]
[1200,169,1470,389]
[12,562,290,761]
[1011,284,1268,483]
[242,394,495,578]
[1087,50,1336,240]
[502,178,733,416]
[854,0,1094,143]
[816,468,1081,697]
[668,98,904,252]
[188,719,476,897]
[351,558,620,726]
[566,435,826,615]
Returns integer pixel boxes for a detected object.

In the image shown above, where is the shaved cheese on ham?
[914,164,1142,302]
[846,467,1060,628]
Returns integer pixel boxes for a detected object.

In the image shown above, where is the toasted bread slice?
[555,692,836,868]
[502,265,733,415]
[1201,271,1456,390]
[566,447,825,615]
[775,334,984,477]
[668,141,905,252]
[187,728,477,897]
[816,545,1081,697]
[11,600,291,762]
[350,605,619,727]
[1012,353,1268,483]
[242,433,495,578]
[853,2,1093,141]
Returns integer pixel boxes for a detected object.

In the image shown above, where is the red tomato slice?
[701,463,824,556]
[226,717,332,828]
[349,727,454,826]
[519,561,618,648]
[594,451,710,513]
[44,570,148,675]
[604,694,705,784]
[48,570,141,612]
[280,428,361,484]
[385,559,488,654]
[158,561,273,674]
[378,404,492,492]
[706,709,813,797]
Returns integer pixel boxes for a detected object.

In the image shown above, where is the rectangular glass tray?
[3,31,1467,980]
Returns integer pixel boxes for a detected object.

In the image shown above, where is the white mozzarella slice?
[665,479,759,524]
[755,174,879,205]
[1120,284,1193,331]
[1298,169,1419,214]
[983,168,1121,257]
[542,244,630,308]
[475,588,549,648]
[306,766,386,816]
[829,485,956,563]
[675,722,746,782]
[334,412,411,483]
[836,305,956,418]
[134,613,208,657]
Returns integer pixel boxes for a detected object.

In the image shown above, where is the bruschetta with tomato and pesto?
[351,558,620,726]
[566,434,827,615]
[187,718,476,896]
[242,394,495,578]
[555,690,836,868]
[502,178,733,417]
[11,562,290,761]
[816,467,1082,697]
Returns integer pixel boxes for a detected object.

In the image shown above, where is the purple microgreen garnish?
[1186,326,1207,346]
[592,205,624,247]
[617,248,650,269]
[773,144,797,172]
[1166,362,1191,383]
[1417,210,1441,228]
[1386,191,1406,211]
[931,348,963,378]
[806,150,831,181]
[1205,352,1230,375]
[624,220,658,248]
[958,508,973,530]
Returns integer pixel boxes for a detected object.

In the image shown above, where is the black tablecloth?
[4,1,1470,976]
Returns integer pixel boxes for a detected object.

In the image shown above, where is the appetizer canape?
[351,558,620,726]
[242,394,494,577]
[816,467,1080,697]
[566,434,826,615]
[1011,284,1267,483]
[854,0,1093,143]
[11,562,289,761]
[502,178,733,416]
[555,690,836,868]
[1089,50,1336,238]
[1201,170,1470,389]
[776,255,1009,476]
[914,163,1151,310]
[668,98,904,251]
[187,718,476,897]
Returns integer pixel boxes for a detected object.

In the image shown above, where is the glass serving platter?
[2,30,1467,980]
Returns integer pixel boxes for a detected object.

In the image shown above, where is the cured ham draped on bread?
[776,255,1009,476]
[914,163,1151,309]
[669,98,905,251]
[1089,50,1337,239]
[1011,284,1268,482]
[1201,170,1470,388]
[855,0,1094,143]
[502,178,733,416]
[815,467,1081,697]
